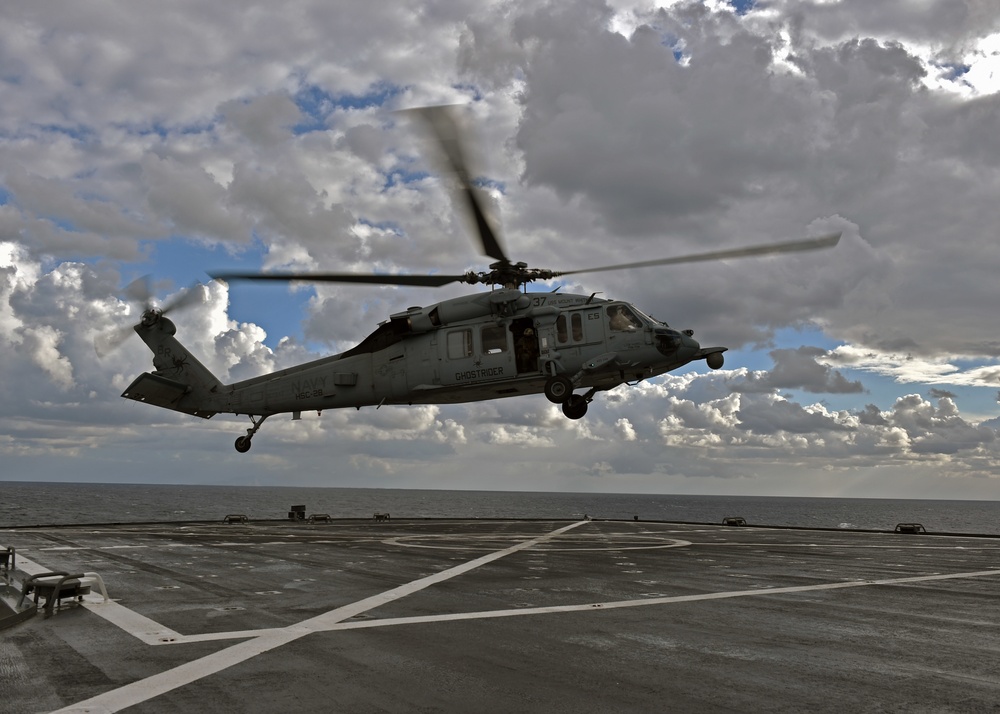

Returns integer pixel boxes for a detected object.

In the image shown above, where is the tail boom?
[122,312,223,418]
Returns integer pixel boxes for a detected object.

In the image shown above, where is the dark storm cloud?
[735,347,864,394]
[2,0,1000,496]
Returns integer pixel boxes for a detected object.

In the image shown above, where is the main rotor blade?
[555,232,842,278]
[159,283,205,316]
[210,271,469,288]
[404,106,509,264]
[122,274,153,308]
[120,275,203,315]
[94,323,137,358]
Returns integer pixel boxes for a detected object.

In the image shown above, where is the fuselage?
[210,290,705,417]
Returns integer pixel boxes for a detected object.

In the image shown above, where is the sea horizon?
[3,481,1000,534]
[4,479,1000,502]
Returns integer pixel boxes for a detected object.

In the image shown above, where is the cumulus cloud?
[615,418,637,442]
[487,426,557,448]
[737,347,865,394]
[824,346,1000,387]
[1,0,1000,497]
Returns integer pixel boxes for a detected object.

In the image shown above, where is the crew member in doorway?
[514,325,539,373]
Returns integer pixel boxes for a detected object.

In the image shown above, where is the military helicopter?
[113,107,840,452]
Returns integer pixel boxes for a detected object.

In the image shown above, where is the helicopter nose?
[681,330,700,352]
[655,327,698,357]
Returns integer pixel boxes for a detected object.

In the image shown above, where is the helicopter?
[113,106,840,452]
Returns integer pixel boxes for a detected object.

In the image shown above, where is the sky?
[3,0,1000,498]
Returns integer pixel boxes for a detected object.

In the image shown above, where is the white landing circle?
[383,532,692,552]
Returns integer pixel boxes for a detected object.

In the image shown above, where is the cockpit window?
[607,305,643,331]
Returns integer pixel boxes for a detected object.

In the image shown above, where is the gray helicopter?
[115,107,840,452]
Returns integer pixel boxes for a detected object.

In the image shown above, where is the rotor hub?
[140,308,163,327]
[464,261,560,290]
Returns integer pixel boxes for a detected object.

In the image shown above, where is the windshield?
[607,304,645,331]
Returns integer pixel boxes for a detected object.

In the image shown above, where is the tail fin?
[121,312,222,418]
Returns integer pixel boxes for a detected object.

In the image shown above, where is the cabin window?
[447,329,474,359]
[481,325,507,354]
[558,313,587,343]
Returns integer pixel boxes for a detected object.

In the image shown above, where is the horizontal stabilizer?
[121,373,217,419]
[694,347,727,359]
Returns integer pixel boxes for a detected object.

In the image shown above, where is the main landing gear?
[562,394,589,420]
[543,376,594,420]
[235,414,269,453]
[543,375,573,403]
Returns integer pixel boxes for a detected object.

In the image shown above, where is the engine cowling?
[392,290,529,333]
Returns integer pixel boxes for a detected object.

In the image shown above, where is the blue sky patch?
[451,83,484,102]
[728,0,755,15]
[472,177,506,195]
[331,83,401,111]
[383,167,430,191]
[136,237,314,347]
[116,119,215,139]
[652,28,686,63]
[293,82,402,134]
[939,62,971,80]
[357,217,405,235]
[33,123,94,142]
[935,62,973,91]
[293,85,335,134]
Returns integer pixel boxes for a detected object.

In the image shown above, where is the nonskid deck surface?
[2,519,1000,713]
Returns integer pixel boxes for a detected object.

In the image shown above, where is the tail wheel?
[235,436,252,453]
[562,394,588,420]
[544,375,573,403]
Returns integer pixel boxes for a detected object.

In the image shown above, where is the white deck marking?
[700,542,1000,550]
[35,523,1000,713]
[52,520,588,714]
[383,532,691,552]
[11,554,50,576]
[161,566,1000,642]
[82,599,185,644]
[14,553,185,644]
[319,567,1000,631]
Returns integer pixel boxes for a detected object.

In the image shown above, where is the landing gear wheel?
[544,375,573,403]
[562,394,588,420]
[235,414,269,453]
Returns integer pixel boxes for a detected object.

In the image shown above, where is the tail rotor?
[95,276,203,357]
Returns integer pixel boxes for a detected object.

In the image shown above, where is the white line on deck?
[321,567,1000,631]
[53,520,589,714]
[44,526,1000,714]
[14,553,186,645]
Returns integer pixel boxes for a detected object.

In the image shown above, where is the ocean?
[2,482,1000,534]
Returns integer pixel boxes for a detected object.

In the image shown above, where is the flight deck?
[2,518,999,712]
